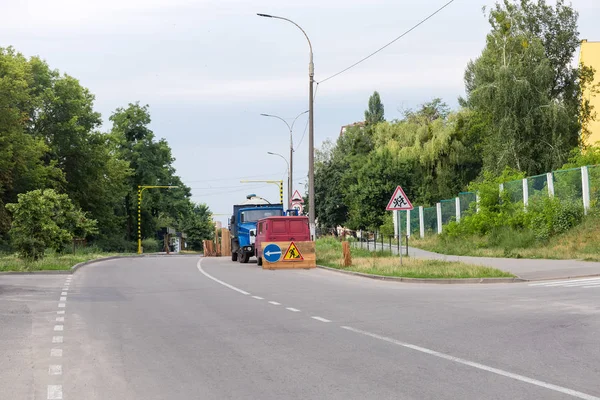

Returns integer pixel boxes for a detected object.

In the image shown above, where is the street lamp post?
[257,13,316,239]
[240,180,284,205]
[261,110,308,207]
[137,185,179,254]
[267,152,290,208]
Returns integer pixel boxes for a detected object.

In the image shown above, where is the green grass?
[410,212,600,261]
[316,237,513,279]
[0,249,120,272]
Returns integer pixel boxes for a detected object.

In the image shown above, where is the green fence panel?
[589,165,600,208]
[527,173,548,203]
[504,179,523,203]
[553,167,582,202]
[409,209,420,236]
[440,199,455,225]
[423,207,437,235]
[458,192,477,216]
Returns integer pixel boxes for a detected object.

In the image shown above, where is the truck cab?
[255,216,310,266]
[230,195,284,263]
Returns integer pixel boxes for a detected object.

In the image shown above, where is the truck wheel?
[257,257,263,266]
[231,252,238,262]
[240,253,250,264]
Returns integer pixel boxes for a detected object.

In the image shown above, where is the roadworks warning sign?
[283,242,304,261]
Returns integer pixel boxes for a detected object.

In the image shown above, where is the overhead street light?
[261,110,308,207]
[257,13,316,239]
[267,151,290,207]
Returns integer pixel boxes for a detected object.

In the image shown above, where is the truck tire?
[231,252,238,262]
[240,252,250,264]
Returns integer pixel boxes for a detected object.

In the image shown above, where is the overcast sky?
[1,0,598,224]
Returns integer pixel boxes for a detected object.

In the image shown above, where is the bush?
[5,189,97,260]
[94,236,136,253]
[141,238,160,253]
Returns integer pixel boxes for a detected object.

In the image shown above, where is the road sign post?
[386,186,413,266]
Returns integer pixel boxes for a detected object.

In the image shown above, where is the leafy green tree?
[463,0,592,176]
[365,91,385,126]
[183,203,214,251]
[6,189,97,259]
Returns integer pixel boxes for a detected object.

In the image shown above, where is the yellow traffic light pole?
[137,185,179,254]
[239,180,284,205]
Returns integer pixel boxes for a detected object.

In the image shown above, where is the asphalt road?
[1,256,599,400]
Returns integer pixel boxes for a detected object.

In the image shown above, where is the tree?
[183,203,214,251]
[463,0,591,176]
[6,189,97,260]
[365,91,385,126]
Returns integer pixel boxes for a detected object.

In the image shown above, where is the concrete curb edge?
[317,265,527,284]
[0,254,203,275]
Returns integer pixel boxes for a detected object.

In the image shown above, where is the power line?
[317,0,455,84]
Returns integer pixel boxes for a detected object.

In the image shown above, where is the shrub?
[141,238,160,253]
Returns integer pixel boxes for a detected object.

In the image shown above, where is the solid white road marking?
[529,277,600,287]
[341,326,600,400]
[196,259,250,295]
[268,301,281,305]
[48,365,62,375]
[52,336,63,344]
[583,283,600,288]
[286,308,301,312]
[58,303,65,308]
[252,296,264,300]
[50,349,63,357]
[59,296,66,301]
[311,316,331,322]
[57,311,65,315]
[56,317,64,322]
[54,325,63,331]
[47,385,63,399]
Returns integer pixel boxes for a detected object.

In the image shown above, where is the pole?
[137,187,142,254]
[308,66,315,239]
[398,210,403,266]
[289,127,293,209]
[279,180,284,205]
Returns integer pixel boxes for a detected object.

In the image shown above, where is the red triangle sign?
[291,190,304,203]
[386,186,413,210]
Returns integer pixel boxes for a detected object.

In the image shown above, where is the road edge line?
[196,258,250,295]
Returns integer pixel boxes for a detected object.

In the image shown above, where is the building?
[580,40,600,146]
[339,121,365,137]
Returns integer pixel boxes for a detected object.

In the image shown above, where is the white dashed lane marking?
[56,317,64,322]
[286,308,301,312]
[61,292,67,296]
[47,384,63,399]
[57,310,64,315]
[52,336,63,344]
[311,316,331,323]
[50,348,63,357]
[54,325,64,331]
[252,296,264,300]
[268,301,281,306]
[58,303,65,308]
[48,365,62,375]
[59,297,66,301]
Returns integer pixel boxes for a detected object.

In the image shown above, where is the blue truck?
[229,194,284,263]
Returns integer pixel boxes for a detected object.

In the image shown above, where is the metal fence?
[393,165,599,238]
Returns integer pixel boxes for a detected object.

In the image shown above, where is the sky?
[1,0,598,225]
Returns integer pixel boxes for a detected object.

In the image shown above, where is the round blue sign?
[263,243,282,263]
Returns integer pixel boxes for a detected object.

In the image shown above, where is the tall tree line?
[0,47,212,251]
[314,0,597,233]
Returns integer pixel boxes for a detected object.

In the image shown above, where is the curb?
[0,254,202,275]
[317,265,527,284]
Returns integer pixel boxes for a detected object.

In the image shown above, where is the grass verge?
[410,213,600,261]
[316,237,513,279]
[0,250,120,272]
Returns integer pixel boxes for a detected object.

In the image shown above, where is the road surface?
[1,256,599,399]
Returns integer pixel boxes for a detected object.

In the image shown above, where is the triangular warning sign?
[386,186,414,211]
[283,242,304,261]
[291,190,304,203]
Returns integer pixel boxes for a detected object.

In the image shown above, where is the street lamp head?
[260,113,270,117]
[267,151,275,155]
[257,13,273,18]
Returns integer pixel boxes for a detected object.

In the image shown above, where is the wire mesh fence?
[440,199,455,225]
[423,206,437,235]
[553,167,582,203]
[527,173,548,202]
[504,179,523,203]
[589,165,600,205]
[459,192,477,216]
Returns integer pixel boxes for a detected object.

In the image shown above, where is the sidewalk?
[352,242,600,281]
